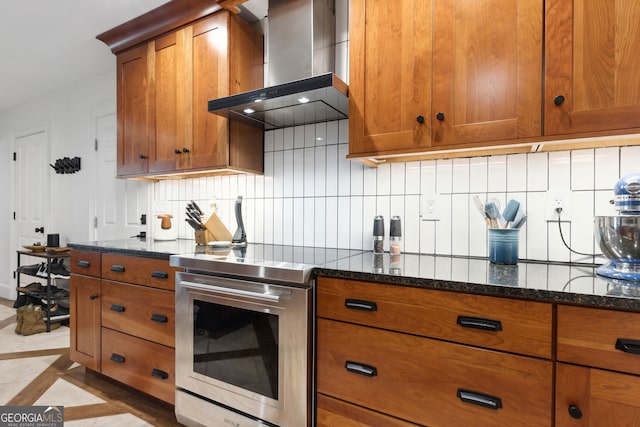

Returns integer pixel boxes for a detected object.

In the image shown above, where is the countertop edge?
[313,267,640,312]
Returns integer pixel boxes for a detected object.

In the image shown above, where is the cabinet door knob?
[416,115,425,124]
[138,154,147,159]
[554,95,565,106]
[89,294,98,300]
[174,149,182,155]
[568,404,582,419]
[182,147,190,153]
[436,112,445,121]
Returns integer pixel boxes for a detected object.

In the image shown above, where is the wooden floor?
[0,297,182,426]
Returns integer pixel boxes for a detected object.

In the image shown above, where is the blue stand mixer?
[595,173,640,280]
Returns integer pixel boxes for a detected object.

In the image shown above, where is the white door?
[15,129,49,289]
[94,113,149,240]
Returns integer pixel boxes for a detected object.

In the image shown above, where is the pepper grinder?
[390,216,402,255]
[373,215,385,254]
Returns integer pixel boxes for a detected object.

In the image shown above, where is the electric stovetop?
[170,244,363,285]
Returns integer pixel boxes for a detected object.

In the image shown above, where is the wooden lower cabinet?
[102,328,175,404]
[556,363,640,426]
[317,394,420,427]
[69,274,101,371]
[317,318,552,426]
[70,249,177,405]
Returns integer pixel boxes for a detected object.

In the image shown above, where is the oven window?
[193,299,279,400]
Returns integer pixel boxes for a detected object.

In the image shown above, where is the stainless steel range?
[170,245,355,427]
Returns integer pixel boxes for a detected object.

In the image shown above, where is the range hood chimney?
[208,0,348,130]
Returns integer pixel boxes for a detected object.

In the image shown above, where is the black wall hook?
[50,156,81,174]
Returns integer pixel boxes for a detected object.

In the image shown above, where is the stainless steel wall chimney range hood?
[208,0,348,130]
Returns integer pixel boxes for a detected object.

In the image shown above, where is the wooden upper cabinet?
[348,0,432,157]
[545,0,640,136]
[431,0,543,147]
[112,7,263,178]
[148,30,189,173]
[349,0,543,158]
[117,44,150,176]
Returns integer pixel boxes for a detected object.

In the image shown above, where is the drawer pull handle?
[77,260,90,268]
[615,338,640,354]
[456,316,502,332]
[345,361,377,377]
[110,353,125,364]
[89,294,98,300]
[151,368,169,380]
[110,265,125,273]
[110,304,125,312]
[345,299,378,311]
[151,313,168,323]
[457,389,502,410]
[151,270,169,279]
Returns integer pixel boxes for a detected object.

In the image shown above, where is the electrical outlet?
[421,193,440,221]
[546,190,572,221]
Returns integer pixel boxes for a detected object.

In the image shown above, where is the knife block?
[194,213,233,245]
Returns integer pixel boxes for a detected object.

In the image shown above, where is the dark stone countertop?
[68,239,640,312]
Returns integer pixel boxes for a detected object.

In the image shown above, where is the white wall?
[0,71,117,299]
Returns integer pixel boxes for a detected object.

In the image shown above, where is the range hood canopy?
[208,0,348,130]
[208,72,348,130]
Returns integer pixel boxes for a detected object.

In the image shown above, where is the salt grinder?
[390,216,402,255]
[373,215,385,254]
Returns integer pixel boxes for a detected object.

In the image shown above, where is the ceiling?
[0,0,268,114]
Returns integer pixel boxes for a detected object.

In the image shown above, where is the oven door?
[175,272,311,427]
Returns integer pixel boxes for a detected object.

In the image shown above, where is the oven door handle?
[180,281,282,302]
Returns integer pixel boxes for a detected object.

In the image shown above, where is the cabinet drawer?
[317,319,552,427]
[70,250,101,277]
[558,305,640,375]
[317,277,552,358]
[317,394,419,427]
[101,253,180,290]
[101,328,175,404]
[102,280,175,348]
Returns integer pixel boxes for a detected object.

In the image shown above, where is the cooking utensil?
[502,199,520,228]
[473,195,491,226]
[513,214,527,229]
[484,200,500,228]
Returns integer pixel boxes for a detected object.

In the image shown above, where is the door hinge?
[94,138,98,151]
[13,152,16,161]
[94,217,98,228]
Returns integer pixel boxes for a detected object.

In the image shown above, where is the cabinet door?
[116,44,150,176]
[348,0,432,157]
[70,274,101,371]
[556,363,640,426]
[431,0,542,147]
[545,0,640,135]
[148,30,190,173]
[189,13,230,169]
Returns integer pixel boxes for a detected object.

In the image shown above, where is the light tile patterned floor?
[0,299,180,426]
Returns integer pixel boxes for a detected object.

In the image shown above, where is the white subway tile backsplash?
[157,122,640,264]
[594,147,619,190]
[487,155,507,192]
[571,149,594,191]
[436,159,453,194]
[452,158,470,193]
[527,152,548,191]
[469,157,488,194]
[390,163,406,196]
[549,151,571,190]
[507,154,527,192]
[620,146,640,177]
